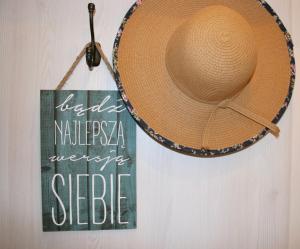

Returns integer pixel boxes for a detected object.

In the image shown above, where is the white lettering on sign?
[54,120,125,148]
[51,173,130,226]
[56,94,126,117]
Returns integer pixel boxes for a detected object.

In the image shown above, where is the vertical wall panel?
[0,1,14,249]
[289,0,300,248]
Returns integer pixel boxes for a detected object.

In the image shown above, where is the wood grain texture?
[289,0,300,248]
[0,2,13,249]
[0,0,298,248]
[40,91,58,231]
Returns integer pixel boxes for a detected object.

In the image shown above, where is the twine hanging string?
[55,42,115,90]
[95,42,115,77]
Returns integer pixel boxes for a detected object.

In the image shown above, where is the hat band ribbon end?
[201,99,280,150]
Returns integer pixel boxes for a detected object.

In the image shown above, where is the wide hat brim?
[113,0,295,157]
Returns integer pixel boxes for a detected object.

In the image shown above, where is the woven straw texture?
[114,0,295,156]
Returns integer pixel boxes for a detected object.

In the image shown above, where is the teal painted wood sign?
[40,90,136,231]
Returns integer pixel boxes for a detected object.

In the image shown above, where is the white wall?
[0,0,299,249]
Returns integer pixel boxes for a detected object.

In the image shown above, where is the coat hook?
[86,3,101,71]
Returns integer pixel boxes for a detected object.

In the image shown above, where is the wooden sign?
[40,90,136,231]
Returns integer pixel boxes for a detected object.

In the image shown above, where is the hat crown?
[165,5,257,103]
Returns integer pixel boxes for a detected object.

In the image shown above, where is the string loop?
[55,42,115,90]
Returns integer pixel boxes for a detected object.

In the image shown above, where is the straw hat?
[113,0,295,157]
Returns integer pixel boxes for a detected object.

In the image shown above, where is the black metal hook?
[86,3,101,70]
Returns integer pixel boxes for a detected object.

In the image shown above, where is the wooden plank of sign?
[40,91,59,231]
[55,91,89,231]
[87,91,118,230]
[116,96,137,229]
